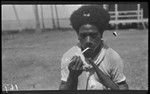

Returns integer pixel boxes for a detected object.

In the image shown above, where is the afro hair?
[70,5,110,34]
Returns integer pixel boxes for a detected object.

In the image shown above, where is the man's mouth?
[84,45,94,51]
[83,47,94,58]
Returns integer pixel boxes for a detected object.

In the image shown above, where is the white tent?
[2,5,82,31]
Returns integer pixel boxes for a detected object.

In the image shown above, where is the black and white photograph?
[2,2,148,92]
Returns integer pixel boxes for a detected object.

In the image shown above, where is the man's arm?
[59,73,78,90]
[59,56,83,90]
[106,48,129,90]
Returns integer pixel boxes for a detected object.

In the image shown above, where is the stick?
[81,47,90,54]
[89,59,119,90]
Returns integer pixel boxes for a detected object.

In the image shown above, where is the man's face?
[78,24,103,57]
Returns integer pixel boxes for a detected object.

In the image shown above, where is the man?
[59,5,129,90]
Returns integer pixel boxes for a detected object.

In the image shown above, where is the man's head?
[70,5,110,58]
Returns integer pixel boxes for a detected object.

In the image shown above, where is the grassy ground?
[2,29,148,90]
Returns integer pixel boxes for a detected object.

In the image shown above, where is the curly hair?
[70,5,110,34]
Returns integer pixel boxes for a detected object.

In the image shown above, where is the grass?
[2,29,148,90]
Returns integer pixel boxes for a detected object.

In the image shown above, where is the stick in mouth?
[82,47,90,54]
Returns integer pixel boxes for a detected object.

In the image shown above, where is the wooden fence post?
[141,9,146,29]
[137,4,140,29]
[115,4,118,30]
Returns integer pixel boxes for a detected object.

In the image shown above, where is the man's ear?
[76,33,80,40]
[78,36,80,41]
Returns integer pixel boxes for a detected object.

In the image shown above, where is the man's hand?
[59,56,83,90]
[68,56,83,77]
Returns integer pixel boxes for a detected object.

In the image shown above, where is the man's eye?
[91,34,97,38]
[80,34,86,38]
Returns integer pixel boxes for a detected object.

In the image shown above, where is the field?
[2,29,148,90]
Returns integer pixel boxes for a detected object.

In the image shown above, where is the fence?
[108,4,148,29]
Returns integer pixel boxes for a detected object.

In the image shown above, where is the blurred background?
[2,3,148,32]
[2,3,148,91]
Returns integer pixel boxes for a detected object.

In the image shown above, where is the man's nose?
[86,36,91,42]
[85,36,93,47]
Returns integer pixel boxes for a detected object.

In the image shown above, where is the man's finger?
[74,56,81,70]
[71,56,79,70]
[69,56,77,70]
[71,56,77,61]
[69,60,75,68]
[76,58,83,70]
